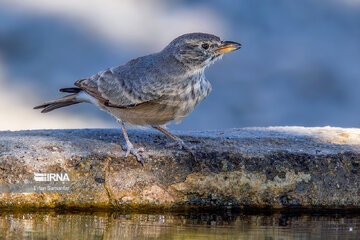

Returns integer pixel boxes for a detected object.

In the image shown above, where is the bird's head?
[164,33,241,71]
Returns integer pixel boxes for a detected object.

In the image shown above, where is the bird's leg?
[121,121,144,165]
[152,126,195,156]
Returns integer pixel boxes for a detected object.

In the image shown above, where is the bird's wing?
[75,66,165,108]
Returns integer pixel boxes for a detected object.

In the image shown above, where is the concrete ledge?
[0,126,359,210]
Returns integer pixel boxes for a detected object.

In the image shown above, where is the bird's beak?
[215,41,242,54]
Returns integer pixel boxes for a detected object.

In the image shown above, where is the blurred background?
[0,0,360,131]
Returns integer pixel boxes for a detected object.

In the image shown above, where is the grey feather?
[33,93,81,113]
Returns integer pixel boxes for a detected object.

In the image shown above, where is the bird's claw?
[165,138,186,149]
[123,142,144,165]
[166,139,196,159]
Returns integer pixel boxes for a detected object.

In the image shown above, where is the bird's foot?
[166,138,196,159]
[165,138,187,149]
[122,142,144,165]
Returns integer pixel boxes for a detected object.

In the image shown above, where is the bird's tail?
[33,88,83,113]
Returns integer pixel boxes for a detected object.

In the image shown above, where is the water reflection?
[0,210,358,239]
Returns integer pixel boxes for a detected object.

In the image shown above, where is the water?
[0,210,358,239]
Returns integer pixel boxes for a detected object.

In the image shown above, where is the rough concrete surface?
[0,126,359,210]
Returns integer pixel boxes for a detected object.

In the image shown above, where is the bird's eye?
[201,43,210,49]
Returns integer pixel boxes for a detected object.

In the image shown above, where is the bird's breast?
[170,75,212,122]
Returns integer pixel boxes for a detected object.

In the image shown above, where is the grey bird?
[34,33,241,164]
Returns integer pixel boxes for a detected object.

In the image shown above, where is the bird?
[34,32,241,164]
